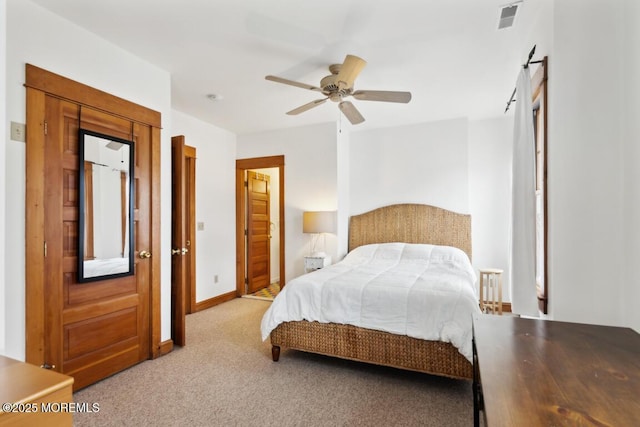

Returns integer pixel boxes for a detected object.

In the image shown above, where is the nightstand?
[304,255,331,273]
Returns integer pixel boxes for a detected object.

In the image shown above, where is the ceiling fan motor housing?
[321,66,352,101]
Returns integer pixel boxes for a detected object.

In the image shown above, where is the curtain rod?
[504,45,543,113]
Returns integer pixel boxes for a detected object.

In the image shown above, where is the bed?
[261,203,480,379]
[83,257,129,278]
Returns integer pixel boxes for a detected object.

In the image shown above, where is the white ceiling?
[29,0,546,135]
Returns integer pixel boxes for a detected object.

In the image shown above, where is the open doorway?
[236,156,285,296]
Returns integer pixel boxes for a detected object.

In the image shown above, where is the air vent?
[106,141,124,151]
[498,2,521,30]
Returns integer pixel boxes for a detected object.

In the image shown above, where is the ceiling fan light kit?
[266,54,412,125]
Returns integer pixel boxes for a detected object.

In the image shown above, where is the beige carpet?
[73,298,474,426]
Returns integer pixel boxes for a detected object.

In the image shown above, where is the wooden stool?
[479,268,503,315]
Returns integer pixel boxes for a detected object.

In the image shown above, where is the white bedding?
[261,242,481,362]
[83,257,129,277]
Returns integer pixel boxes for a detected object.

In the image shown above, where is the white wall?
[622,0,640,333]
[3,0,173,360]
[171,110,237,301]
[548,0,626,327]
[351,117,516,302]
[237,122,339,282]
[1,0,7,354]
[468,117,513,302]
[336,125,351,259]
[349,119,470,216]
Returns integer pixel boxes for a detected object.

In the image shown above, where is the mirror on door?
[78,129,134,282]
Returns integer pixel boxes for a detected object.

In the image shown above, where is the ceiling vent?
[498,2,522,30]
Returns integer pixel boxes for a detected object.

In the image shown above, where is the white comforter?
[261,242,481,362]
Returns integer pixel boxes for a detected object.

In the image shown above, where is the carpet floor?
[73,298,475,426]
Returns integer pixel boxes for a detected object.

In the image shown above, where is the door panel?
[247,171,271,293]
[184,146,197,314]
[171,135,186,347]
[43,98,151,390]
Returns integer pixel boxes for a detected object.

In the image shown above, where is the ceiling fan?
[265,54,412,125]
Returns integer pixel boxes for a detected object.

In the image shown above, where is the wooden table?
[473,315,640,427]
[0,355,74,426]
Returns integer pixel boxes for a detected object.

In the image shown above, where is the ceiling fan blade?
[286,98,328,115]
[352,90,412,103]
[265,75,324,92]
[338,101,365,125]
[336,55,367,90]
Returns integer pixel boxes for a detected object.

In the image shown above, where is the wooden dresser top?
[0,355,74,405]
[474,316,640,426]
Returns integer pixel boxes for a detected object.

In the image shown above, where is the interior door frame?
[236,156,285,295]
[246,170,271,294]
[24,64,163,365]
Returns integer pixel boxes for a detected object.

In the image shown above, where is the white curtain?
[509,67,539,317]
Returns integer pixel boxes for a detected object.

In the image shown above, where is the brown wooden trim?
[184,145,196,158]
[157,340,174,357]
[25,87,47,366]
[235,168,246,296]
[236,155,284,170]
[25,64,161,128]
[150,125,162,359]
[195,292,237,312]
[236,155,285,296]
[501,302,512,313]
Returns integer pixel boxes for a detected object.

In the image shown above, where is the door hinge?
[44,241,47,257]
[245,278,248,285]
[244,229,248,236]
[44,121,48,135]
[244,181,248,187]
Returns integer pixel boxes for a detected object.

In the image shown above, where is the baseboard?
[195,291,237,312]
[480,301,512,313]
[156,340,173,358]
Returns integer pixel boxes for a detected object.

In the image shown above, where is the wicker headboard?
[348,204,472,259]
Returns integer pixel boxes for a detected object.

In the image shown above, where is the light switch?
[11,122,26,142]
[197,222,205,231]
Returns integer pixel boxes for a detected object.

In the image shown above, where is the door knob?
[181,248,189,255]
[139,250,152,259]
[171,248,181,255]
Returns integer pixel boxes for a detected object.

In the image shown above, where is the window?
[531,57,548,314]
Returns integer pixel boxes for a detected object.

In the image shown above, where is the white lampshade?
[302,211,336,234]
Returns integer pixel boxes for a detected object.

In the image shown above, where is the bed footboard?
[270,321,472,379]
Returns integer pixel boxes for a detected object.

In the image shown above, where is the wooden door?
[184,145,197,314]
[246,171,271,293]
[25,64,162,391]
[171,136,186,346]
[40,99,152,390]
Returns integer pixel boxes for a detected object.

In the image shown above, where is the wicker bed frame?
[270,203,474,379]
